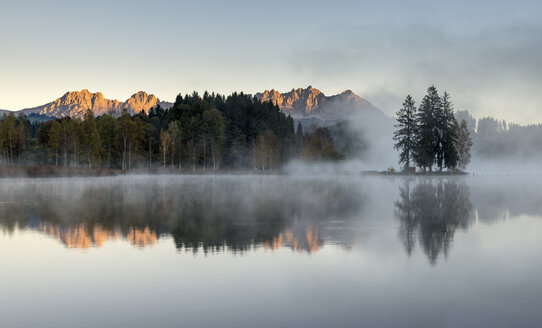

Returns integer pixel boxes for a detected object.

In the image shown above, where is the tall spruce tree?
[83,110,101,168]
[393,95,417,170]
[441,92,458,170]
[48,121,62,166]
[414,86,441,171]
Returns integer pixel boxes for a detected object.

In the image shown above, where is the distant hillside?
[5,90,173,119]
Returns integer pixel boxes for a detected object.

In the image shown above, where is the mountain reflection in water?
[1,175,541,261]
[0,176,363,253]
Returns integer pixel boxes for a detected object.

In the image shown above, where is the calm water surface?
[1,175,541,328]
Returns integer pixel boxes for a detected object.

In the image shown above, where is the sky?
[1,0,541,124]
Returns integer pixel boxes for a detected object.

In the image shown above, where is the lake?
[1,174,541,328]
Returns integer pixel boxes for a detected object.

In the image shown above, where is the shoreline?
[0,165,470,178]
[363,170,470,176]
[0,166,282,178]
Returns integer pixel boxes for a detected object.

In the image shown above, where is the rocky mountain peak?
[256,86,326,114]
[124,91,162,114]
[14,90,173,119]
[255,86,382,119]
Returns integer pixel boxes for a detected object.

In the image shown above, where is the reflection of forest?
[395,179,473,264]
[0,177,363,253]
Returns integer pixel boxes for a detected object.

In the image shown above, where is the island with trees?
[392,86,472,174]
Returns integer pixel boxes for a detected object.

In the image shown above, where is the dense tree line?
[455,110,542,159]
[0,113,31,165]
[0,92,342,171]
[393,86,472,172]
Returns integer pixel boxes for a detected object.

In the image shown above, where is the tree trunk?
[179,141,182,171]
[202,134,206,171]
[149,140,152,169]
[171,145,174,169]
[192,142,195,172]
[122,136,127,171]
[211,137,216,171]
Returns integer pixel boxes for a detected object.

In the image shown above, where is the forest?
[0,92,342,171]
[456,110,542,159]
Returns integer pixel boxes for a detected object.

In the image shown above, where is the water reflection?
[37,223,156,248]
[2,176,542,328]
[2,176,542,261]
[395,179,473,264]
[0,176,364,253]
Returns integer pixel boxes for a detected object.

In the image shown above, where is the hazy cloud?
[289,23,542,124]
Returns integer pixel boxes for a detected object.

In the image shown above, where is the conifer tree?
[167,122,180,168]
[393,95,417,170]
[441,91,458,170]
[202,109,225,170]
[83,110,101,168]
[48,121,62,166]
[96,114,116,168]
[414,86,441,171]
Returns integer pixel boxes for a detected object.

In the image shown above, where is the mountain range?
[0,90,173,120]
[0,87,387,123]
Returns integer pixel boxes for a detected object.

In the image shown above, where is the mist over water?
[1,175,542,327]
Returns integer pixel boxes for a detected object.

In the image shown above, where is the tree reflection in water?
[395,179,473,264]
[0,176,364,254]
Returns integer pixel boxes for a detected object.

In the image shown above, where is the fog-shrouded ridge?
[256,86,396,171]
[454,110,542,174]
[332,91,542,174]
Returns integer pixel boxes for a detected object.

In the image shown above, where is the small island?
[388,86,473,175]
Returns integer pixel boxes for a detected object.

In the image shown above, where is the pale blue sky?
[1,0,541,123]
